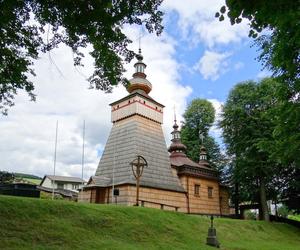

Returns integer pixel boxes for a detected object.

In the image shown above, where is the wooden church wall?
[179,176,224,215]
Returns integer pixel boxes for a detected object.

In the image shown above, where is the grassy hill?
[289,215,300,222]
[13,172,42,185]
[14,173,42,180]
[0,195,299,250]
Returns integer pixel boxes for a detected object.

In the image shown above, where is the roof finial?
[199,131,208,163]
[173,105,177,123]
[138,28,142,55]
[136,32,143,62]
[199,131,204,145]
[172,105,179,130]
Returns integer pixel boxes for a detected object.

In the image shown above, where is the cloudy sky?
[0,0,269,179]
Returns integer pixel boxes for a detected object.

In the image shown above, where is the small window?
[113,189,119,196]
[117,105,119,108]
[72,184,79,190]
[194,184,200,196]
[57,183,64,190]
[208,187,213,198]
[143,101,146,104]
[155,107,157,110]
[128,100,130,103]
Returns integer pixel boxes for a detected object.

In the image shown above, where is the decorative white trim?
[111,97,163,124]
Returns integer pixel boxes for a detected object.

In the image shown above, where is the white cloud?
[162,0,250,80]
[234,62,244,70]
[194,50,231,80]
[162,0,249,48]
[0,26,192,179]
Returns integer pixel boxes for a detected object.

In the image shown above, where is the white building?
[40,175,86,192]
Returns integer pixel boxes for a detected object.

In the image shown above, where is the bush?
[278,205,289,218]
[244,210,257,220]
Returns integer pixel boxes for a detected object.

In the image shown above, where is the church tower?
[79,50,229,215]
[80,50,186,210]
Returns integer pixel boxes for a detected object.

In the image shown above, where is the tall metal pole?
[52,120,58,200]
[81,120,85,192]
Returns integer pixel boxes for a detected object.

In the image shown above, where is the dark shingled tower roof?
[94,117,184,192]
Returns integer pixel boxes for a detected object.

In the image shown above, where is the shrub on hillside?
[278,205,289,218]
[244,210,257,220]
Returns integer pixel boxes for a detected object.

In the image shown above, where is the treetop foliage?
[182,99,215,136]
[180,99,226,174]
[0,0,163,114]
[216,0,299,91]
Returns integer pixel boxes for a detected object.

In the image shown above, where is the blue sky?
[163,6,266,103]
[0,0,270,179]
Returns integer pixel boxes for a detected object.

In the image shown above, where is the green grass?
[289,215,300,222]
[14,173,41,180]
[0,195,299,250]
[22,178,42,185]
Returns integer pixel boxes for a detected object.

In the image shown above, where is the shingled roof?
[42,175,85,184]
[95,115,185,193]
[168,119,219,180]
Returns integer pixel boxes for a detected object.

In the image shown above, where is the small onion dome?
[173,121,179,130]
[126,49,152,94]
[199,146,208,162]
[168,119,187,153]
[168,141,187,153]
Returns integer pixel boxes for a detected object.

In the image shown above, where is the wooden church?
[79,50,229,215]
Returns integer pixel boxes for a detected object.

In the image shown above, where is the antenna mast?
[52,120,58,200]
[81,120,85,191]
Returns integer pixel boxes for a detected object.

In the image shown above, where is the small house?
[40,175,85,192]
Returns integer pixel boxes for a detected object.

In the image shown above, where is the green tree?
[216,1,300,180]
[180,99,225,172]
[0,0,163,114]
[0,171,14,184]
[256,85,300,213]
[220,78,283,221]
[216,0,299,88]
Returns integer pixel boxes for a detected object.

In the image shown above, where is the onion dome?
[168,118,214,171]
[168,119,187,153]
[199,145,210,167]
[127,49,152,94]
[199,146,207,161]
